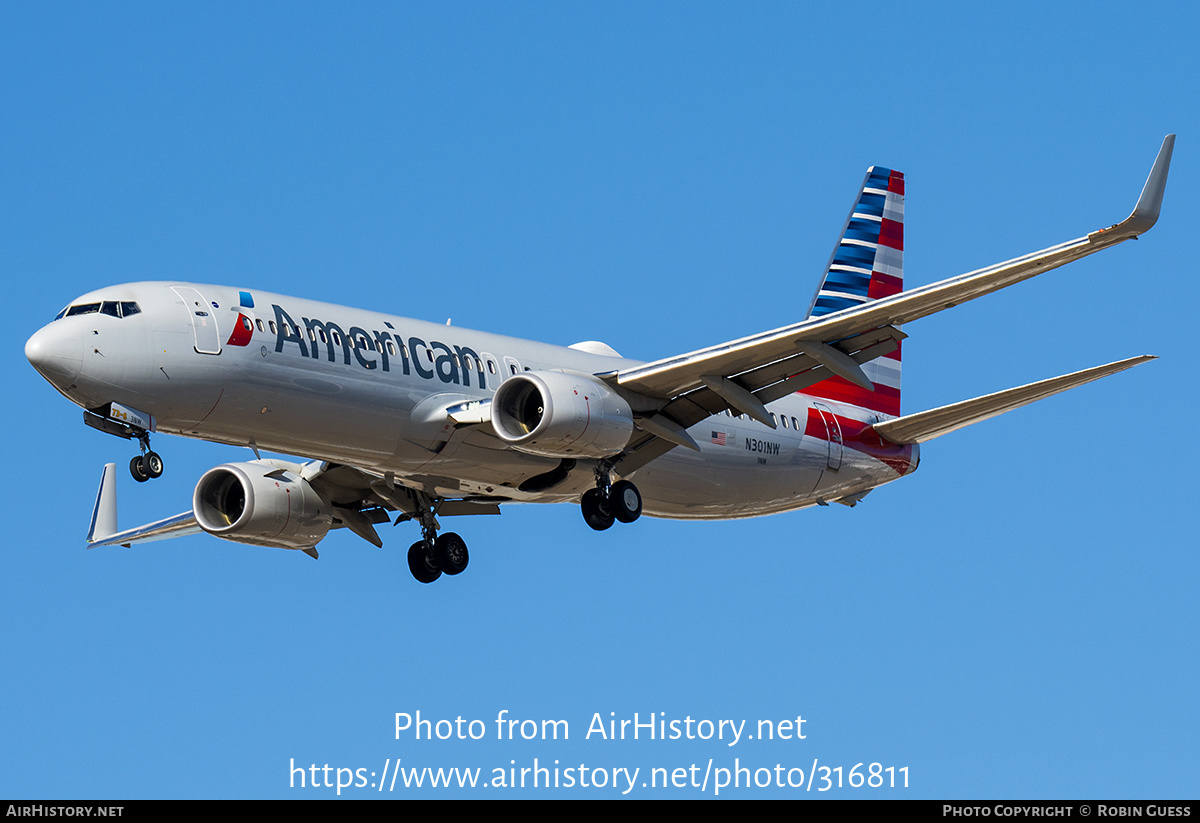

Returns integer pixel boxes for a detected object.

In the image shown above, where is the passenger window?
[256,319,265,332]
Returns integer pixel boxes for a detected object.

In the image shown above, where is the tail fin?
[802,166,905,416]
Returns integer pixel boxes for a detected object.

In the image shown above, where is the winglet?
[1094,134,1175,240]
[87,463,118,544]
[85,461,201,548]
[1127,134,1175,234]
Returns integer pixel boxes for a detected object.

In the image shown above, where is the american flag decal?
[711,431,729,446]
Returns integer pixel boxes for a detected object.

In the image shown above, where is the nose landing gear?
[129,450,163,482]
[128,433,163,483]
[82,406,165,482]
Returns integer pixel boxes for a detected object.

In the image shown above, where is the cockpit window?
[56,300,141,321]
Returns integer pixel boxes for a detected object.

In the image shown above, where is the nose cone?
[26,322,83,391]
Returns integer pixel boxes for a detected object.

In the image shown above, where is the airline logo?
[269,303,492,390]
[227,314,254,346]
[226,291,257,348]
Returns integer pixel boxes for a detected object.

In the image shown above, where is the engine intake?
[491,370,634,458]
[193,460,333,550]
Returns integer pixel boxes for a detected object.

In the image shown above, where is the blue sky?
[2,2,1196,798]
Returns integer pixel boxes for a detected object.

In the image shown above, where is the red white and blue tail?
[802,166,904,416]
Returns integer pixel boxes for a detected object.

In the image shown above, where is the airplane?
[25,136,1174,584]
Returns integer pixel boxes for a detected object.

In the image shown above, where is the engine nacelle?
[491,370,634,458]
[192,460,333,550]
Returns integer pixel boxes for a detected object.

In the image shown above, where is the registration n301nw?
[25,137,1174,583]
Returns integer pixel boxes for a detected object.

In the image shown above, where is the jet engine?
[491,370,634,458]
[192,460,333,550]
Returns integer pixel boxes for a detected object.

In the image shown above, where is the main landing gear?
[580,465,642,531]
[407,533,469,584]
[403,492,469,584]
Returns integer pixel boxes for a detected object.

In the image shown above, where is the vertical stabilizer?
[803,166,904,416]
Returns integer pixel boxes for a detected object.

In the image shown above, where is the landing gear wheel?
[144,451,164,479]
[610,480,642,523]
[581,489,615,531]
[407,541,442,584]
[130,455,150,483]
[435,532,469,575]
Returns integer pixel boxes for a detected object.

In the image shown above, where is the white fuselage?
[27,282,917,519]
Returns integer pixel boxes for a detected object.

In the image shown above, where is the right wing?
[609,135,1174,472]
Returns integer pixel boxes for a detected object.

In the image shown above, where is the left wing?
[87,462,200,548]
[85,459,500,553]
[607,135,1174,471]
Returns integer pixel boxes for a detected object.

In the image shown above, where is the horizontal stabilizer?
[872,355,1155,444]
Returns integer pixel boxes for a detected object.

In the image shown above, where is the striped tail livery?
[804,166,905,417]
